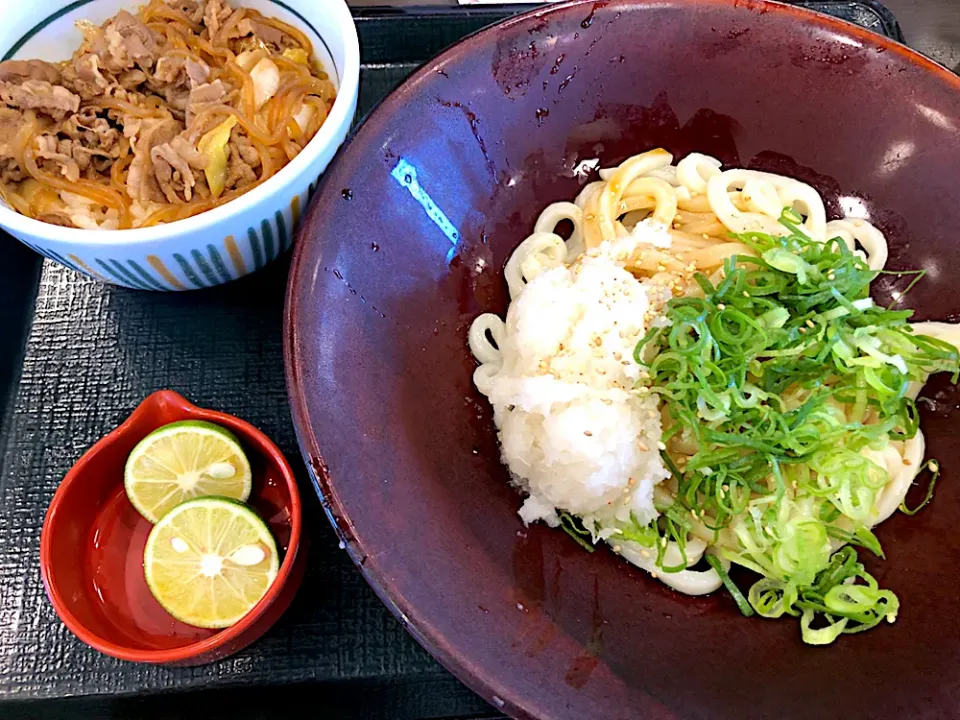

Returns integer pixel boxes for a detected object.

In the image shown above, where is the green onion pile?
[574,210,959,644]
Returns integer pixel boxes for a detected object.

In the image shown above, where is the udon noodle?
[0,0,336,229]
[468,148,958,639]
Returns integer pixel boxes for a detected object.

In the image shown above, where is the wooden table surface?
[349,0,960,71]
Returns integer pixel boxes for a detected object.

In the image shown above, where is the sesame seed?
[584,431,593,437]
[718,488,726,498]
[717,303,726,310]
[806,319,815,328]
[640,549,650,558]
[613,545,622,552]
[903,458,912,466]
[628,477,637,486]
[690,509,698,519]
[660,537,668,548]
[637,442,649,452]
[799,327,807,334]
[622,496,632,506]
[722,484,729,492]
[657,441,667,451]
[623,487,630,494]
[742,291,749,297]
[651,572,659,579]
[649,411,657,418]
[594,336,602,347]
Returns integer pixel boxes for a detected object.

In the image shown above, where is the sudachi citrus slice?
[124,420,252,523]
[143,496,279,628]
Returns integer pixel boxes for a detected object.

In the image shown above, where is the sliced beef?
[100,10,161,72]
[232,18,295,53]
[0,80,80,120]
[126,117,182,203]
[60,54,113,101]
[36,128,118,179]
[35,135,81,182]
[149,55,211,116]
[118,69,147,90]
[71,143,116,174]
[186,79,226,124]
[0,109,24,182]
[151,142,196,203]
[0,60,62,85]
[58,108,121,166]
[119,114,143,143]
[0,156,24,184]
[0,107,21,158]
[166,0,205,25]
[231,127,260,168]
[223,142,257,191]
[153,55,210,87]
[168,135,206,169]
[203,0,233,36]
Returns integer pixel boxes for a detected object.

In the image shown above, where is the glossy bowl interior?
[0,0,360,289]
[41,390,305,665]
[285,0,960,718]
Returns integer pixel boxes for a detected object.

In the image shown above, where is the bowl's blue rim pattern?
[16,181,317,289]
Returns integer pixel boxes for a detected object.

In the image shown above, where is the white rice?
[60,191,120,230]
[485,236,669,530]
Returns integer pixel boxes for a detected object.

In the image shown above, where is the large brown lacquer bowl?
[285,1,960,717]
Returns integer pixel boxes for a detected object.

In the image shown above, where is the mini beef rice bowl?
[0,0,337,230]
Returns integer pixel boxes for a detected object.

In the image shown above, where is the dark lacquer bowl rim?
[284,0,960,715]
[40,389,303,664]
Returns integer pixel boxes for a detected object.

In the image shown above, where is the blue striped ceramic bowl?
[0,0,359,290]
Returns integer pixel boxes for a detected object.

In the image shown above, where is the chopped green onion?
[558,511,595,552]
[899,459,940,515]
[800,609,848,645]
[706,554,754,617]
[631,209,957,645]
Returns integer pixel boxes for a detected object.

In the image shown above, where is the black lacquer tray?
[0,4,905,718]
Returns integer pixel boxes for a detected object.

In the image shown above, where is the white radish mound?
[485,241,669,529]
